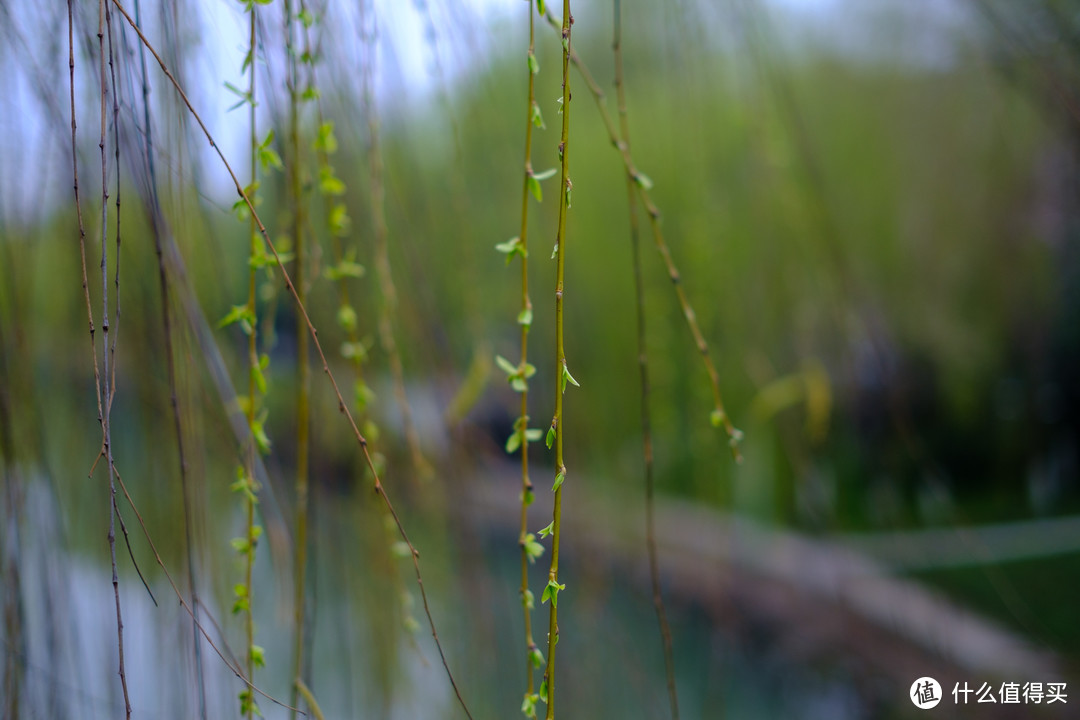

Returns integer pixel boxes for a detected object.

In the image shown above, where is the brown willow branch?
[97,0,130,713]
[105,0,122,409]
[543,9,743,461]
[613,2,678,716]
[69,0,112,479]
[542,3,573,719]
[109,3,474,716]
[69,0,104,429]
[129,0,207,713]
[111,482,157,606]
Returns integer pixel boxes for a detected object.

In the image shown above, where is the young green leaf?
[523,588,535,610]
[354,381,375,413]
[223,81,253,111]
[250,362,267,396]
[538,521,554,538]
[505,430,522,455]
[324,259,365,280]
[541,579,565,608]
[527,168,557,203]
[341,341,367,362]
[337,304,358,332]
[522,693,538,718]
[517,307,533,327]
[527,52,539,75]
[710,408,726,428]
[539,679,548,704]
[560,363,580,394]
[552,469,565,493]
[258,146,282,172]
[634,171,654,190]
[545,424,556,449]
[531,101,545,129]
[523,533,544,562]
[251,413,271,454]
[527,174,543,203]
[318,166,345,195]
[495,237,524,265]
[329,204,351,236]
[529,646,544,669]
[495,354,518,376]
[525,428,543,443]
[314,121,338,154]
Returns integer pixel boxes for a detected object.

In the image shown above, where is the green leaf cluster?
[496,236,526,265]
[496,354,537,393]
[541,578,565,607]
[522,533,544,563]
[528,167,557,202]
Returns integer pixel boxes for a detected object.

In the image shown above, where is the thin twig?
[613,2,679,716]
[96,0,131,712]
[515,0,540,713]
[109,3,473,716]
[243,3,259,717]
[105,0,122,410]
[285,0,312,715]
[70,0,105,430]
[542,3,573,718]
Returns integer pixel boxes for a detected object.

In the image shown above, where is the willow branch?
[542,3,573,718]
[110,3,473,716]
[613,1,679,715]
[544,8,742,460]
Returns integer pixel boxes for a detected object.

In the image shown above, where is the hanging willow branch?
[109,3,474,716]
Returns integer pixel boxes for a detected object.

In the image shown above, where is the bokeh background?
[1,0,1078,717]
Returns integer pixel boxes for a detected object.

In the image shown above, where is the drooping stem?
[517,0,540,710]
[112,2,474,715]
[542,3,572,718]
[244,3,259,716]
[544,8,742,460]
[97,0,130,714]
[285,0,311,715]
[613,2,679,716]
